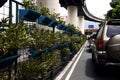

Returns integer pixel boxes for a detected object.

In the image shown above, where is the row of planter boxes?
[19,9,77,34]
[0,36,85,80]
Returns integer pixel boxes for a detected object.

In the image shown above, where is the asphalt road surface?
[55,41,120,80]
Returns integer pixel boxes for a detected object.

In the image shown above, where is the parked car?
[92,19,120,67]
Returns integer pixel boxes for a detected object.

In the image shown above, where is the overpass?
[37,0,104,34]
[59,0,104,34]
[59,0,104,22]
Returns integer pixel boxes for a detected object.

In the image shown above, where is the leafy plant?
[0,17,9,24]
[17,59,42,80]
[61,48,70,57]
[0,17,9,28]
[22,0,37,10]
[0,21,32,58]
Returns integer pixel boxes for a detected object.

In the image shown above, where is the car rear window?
[107,25,120,37]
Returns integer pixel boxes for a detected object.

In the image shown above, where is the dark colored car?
[92,19,120,67]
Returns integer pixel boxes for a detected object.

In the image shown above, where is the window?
[107,25,120,37]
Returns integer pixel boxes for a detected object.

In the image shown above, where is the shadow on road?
[85,59,120,80]
[85,45,92,54]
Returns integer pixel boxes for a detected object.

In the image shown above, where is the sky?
[85,0,112,19]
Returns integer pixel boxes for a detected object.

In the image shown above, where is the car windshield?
[107,25,120,37]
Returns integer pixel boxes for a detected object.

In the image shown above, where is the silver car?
[92,19,120,67]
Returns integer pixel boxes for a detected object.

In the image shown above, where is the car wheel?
[107,35,120,61]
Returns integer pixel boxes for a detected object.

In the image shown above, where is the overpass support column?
[36,0,60,30]
[67,6,78,27]
[78,16,85,34]
[67,6,85,34]
[36,0,60,13]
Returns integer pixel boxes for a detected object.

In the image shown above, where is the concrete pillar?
[67,6,78,27]
[67,6,85,34]
[36,0,60,30]
[36,0,60,14]
[78,16,85,34]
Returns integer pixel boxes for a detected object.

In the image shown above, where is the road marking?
[54,41,87,80]
[65,42,86,80]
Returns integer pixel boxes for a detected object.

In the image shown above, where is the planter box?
[38,16,53,26]
[0,0,7,7]
[65,28,74,34]
[28,50,39,58]
[56,24,75,34]
[19,9,41,22]
[56,24,68,30]
[53,44,63,50]
[0,55,20,70]
[48,20,58,27]
[40,47,54,53]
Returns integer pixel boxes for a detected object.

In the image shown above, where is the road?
[55,41,120,80]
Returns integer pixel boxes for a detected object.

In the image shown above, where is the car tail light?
[98,38,104,50]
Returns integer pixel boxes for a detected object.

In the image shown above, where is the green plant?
[30,28,56,50]
[22,0,37,10]
[0,21,32,58]
[17,59,42,80]
[17,50,61,79]
[61,48,70,57]
[0,17,9,24]
[0,17,9,28]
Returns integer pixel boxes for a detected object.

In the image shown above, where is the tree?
[105,0,120,19]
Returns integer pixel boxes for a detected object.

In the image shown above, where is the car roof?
[107,19,120,25]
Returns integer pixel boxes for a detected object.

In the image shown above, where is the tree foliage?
[106,0,120,19]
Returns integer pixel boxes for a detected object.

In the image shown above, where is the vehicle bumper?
[96,51,120,66]
[105,62,120,66]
